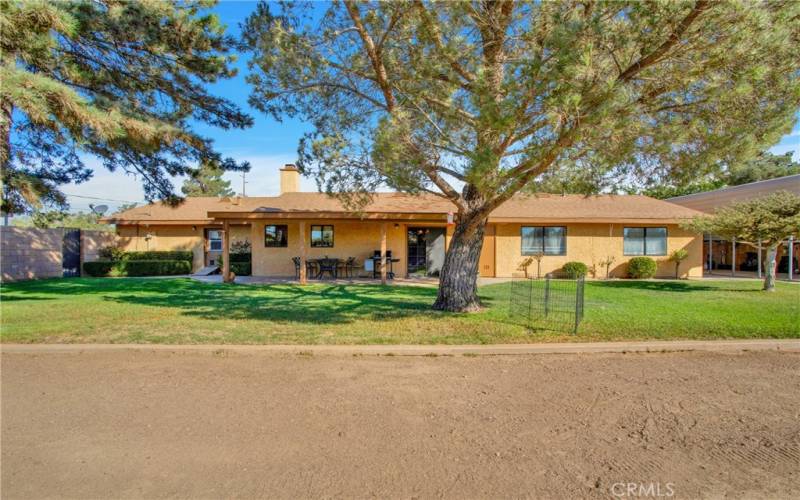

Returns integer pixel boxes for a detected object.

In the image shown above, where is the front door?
[479,224,495,277]
[407,227,445,277]
[205,229,223,266]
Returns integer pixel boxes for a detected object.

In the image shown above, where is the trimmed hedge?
[561,261,588,279]
[83,261,115,277]
[627,257,658,279]
[83,260,191,277]
[122,251,193,262]
[230,262,252,276]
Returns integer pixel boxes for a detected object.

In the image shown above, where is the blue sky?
[61,1,800,213]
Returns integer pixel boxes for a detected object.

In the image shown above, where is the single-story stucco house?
[102,165,705,280]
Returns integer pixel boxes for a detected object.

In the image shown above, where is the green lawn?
[1,277,798,344]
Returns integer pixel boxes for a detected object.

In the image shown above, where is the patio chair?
[292,257,318,279]
[337,257,357,279]
[317,257,339,280]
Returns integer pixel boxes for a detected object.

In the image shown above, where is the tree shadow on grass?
[2,277,454,325]
[588,280,763,293]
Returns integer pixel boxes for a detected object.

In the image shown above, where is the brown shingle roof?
[103,192,701,224]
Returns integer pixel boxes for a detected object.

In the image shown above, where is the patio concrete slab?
[3,339,798,356]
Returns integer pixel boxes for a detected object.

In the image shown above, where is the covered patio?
[704,234,797,281]
[208,210,452,286]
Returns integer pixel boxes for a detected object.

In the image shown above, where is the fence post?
[574,276,584,334]
[525,278,533,328]
[544,274,550,318]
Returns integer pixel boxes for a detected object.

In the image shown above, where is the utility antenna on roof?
[89,204,108,215]
[241,172,248,197]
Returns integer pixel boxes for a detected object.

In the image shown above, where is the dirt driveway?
[2,349,799,499]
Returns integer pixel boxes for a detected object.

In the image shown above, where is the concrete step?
[193,265,220,276]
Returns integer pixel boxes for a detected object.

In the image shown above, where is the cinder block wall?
[0,228,118,282]
[81,231,117,263]
[0,227,65,282]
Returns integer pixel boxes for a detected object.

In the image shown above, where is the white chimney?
[280,164,300,195]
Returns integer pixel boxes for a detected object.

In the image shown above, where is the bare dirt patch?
[2,350,799,498]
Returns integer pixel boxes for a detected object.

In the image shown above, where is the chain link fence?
[508,273,585,334]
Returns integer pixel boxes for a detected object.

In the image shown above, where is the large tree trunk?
[763,244,779,291]
[0,99,11,223]
[433,213,488,312]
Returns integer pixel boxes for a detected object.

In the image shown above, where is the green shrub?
[627,257,658,279]
[561,261,588,279]
[122,251,193,262]
[83,260,191,277]
[83,261,115,277]
[231,240,251,254]
[229,252,251,263]
[230,262,252,276]
[98,246,126,261]
[119,260,191,276]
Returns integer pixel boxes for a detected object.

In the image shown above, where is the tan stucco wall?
[116,224,253,272]
[117,225,206,271]
[494,223,703,278]
[114,221,703,279]
[250,220,409,277]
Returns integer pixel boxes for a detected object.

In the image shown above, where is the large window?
[624,227,667,256]
[310,225,334,248]
[207,230,222,251]
[264,225,288,247]
[521,226,566,255]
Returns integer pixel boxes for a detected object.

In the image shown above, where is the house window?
[264,225,288,247]
[310,225,334,247]
[208,230,222,251]
[624,227,667,256]
[521,226,566,256]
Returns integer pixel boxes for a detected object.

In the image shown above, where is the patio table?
[312,258,340,279]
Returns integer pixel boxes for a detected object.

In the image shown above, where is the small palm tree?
[669,249,689,279]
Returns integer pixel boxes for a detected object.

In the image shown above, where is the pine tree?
[182,162,235,197]
[0,0,252,215]
[245,1,800,311]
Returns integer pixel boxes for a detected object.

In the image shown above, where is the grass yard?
[1,277,798,344]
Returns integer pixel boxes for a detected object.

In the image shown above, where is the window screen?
[521,226,566,255]
[624,227,667,256]
[310,225,334,248]
[208,230,222,252]
[264,225,288,247]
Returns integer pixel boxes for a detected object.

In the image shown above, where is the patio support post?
[789,236,795,281]
[757,239,762,279]
[380,222,388,285]
[222,219,232,283]
[707,233,712,273]
[731,237,736,277]
[299,221,307,285]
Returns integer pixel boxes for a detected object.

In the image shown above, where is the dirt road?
[2,349,799,498]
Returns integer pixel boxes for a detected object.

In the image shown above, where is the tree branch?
[618,0,711,82]
[413,0,476,87]
[344,1,397,110]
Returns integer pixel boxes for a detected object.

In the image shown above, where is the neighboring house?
[669,174,800,276]
[103,165,704,279]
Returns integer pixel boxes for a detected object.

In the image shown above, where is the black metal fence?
[508,273,585,334]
